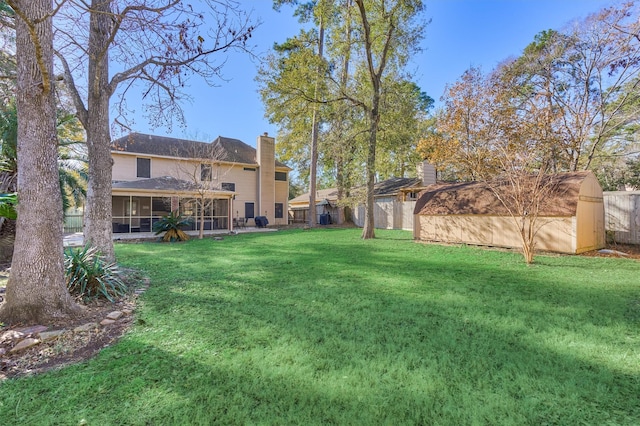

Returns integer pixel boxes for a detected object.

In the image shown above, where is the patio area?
[63,226,277,247]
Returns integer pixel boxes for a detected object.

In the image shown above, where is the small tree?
[172,139,228,239]
[484,159,562,264]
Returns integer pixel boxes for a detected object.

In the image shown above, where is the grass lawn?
[1,228,639,424]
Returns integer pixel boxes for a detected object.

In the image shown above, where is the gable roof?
[111,132,288,168]
[414,171,594,217]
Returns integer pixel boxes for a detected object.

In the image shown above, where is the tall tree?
[0,0,80,324]
[56,1,255,261]
[421,67,500,181]
[352,0,424,239]
[504,4,640,172]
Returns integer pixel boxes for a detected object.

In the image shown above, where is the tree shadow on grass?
[88,234,640,424]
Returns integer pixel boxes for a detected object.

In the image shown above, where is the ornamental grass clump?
[64,244,127,302]
[152,211,192,242]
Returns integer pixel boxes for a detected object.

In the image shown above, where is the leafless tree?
[54,0,256,261]
[480,138,564,264]
[171,139,229,239]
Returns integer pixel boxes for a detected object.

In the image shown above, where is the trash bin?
[319,213,329,225]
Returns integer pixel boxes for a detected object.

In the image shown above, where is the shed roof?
[111,132,289,168]
[414,171,594,217]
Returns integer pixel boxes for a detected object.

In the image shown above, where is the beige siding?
[574,173,605,252]
[415,215,578,254]
[275,180,289,225]
[112,153,137,181]
[257,135,275,221]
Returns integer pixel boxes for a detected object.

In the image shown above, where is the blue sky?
[129,0,613,147]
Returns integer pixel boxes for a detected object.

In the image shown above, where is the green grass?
[1,228,639,425]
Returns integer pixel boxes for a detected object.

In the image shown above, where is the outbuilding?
[413,171,605,254]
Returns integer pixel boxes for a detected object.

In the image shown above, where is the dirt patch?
[581,243,640,260]
[0,269,147,380]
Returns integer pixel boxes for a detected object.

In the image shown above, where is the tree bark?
[361,102,378,239]
[83,0,115,261]
[0,0,80,324]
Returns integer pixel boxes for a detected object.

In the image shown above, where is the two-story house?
[110,132,290,234]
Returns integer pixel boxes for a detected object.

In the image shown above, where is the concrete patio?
[63,227,277,247]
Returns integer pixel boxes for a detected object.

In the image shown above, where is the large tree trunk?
[83,0,115,261]
[361,107,377,239]
[0,0,80,324]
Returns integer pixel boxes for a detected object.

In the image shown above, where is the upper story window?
[244,167,256,172]
[275,171,287,181]
[201,164,212,181]
[221,182,235,192]
[136,158,151,178]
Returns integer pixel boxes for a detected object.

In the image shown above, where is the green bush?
[152,211,192,242]
[64,244,127,302]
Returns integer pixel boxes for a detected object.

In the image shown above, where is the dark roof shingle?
[111,132,288,168]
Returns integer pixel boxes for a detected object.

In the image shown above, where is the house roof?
[414,171,594,217]
[111,132,289,168]
[112,176,205,192]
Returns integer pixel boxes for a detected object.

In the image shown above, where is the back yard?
[0,228,638,424]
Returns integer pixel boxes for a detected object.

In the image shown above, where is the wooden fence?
[353,200,416,231]
[603,191,640,245]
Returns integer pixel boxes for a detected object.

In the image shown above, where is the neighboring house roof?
[113,176,219,193]
[290,177,423,205]
[111,132,289,168]
[373,177,422,197]
[414,171,594,217]
[289,188,339,205]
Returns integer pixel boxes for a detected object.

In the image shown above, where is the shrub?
[65,244,127,302]
[153,211,192,242]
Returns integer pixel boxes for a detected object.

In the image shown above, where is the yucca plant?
[65,244,127,302]
[153,211,192,242]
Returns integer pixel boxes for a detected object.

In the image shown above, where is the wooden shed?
[413,171,605,254]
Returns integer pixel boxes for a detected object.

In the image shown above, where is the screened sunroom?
[111,176,234,234]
